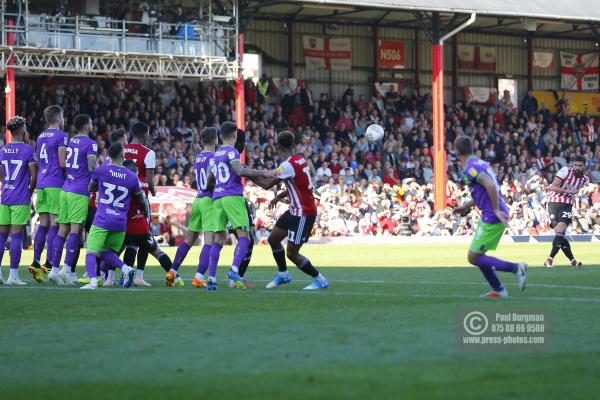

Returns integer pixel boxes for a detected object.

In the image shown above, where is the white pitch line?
[411,293,600,304]
[2,283,600,304]
[2,278,600,293]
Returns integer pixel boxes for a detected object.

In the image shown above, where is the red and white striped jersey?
[277,154,318,217]
[124,143,156,194]
[546,166,590,205]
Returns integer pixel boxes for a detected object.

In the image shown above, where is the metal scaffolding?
[0,47,237,79]
[0,0,239,80]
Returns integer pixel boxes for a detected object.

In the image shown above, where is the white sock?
[52,266,60,273]
[278,271,289,277]
[70,271,77,280]
[231,266,239,273]
[122,265,132,274]
[60,265,69,274]
[107,270,115,280]
[101,272,107,281]
[195,272,204,280]
[136,269,144,278]
[317,273,327,282]
[208,276,216,283]
[9,268,18,280]
[90,277,98,286]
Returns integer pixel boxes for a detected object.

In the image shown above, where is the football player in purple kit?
[0,116,37,285]
[29,105,67,283]
[51,114,98,285]
[80,143,147,290]
[452,136,527,298]
[208,122,276,290]
[166,127,217,289]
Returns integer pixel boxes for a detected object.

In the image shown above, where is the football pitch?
[1,243,599,399]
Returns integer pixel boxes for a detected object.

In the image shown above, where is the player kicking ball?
[543,156,588,268]
[254,131,328,290]
[453,136,527,298]
[81,143,148,290]
[0,116,37,285]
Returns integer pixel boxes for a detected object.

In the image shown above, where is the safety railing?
[1,12,235,58]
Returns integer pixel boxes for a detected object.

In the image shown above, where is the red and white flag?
[464,87,497,104]
[458,45,496,71]
[533,51,555,69]
[560,52,599,91]
[303,36,351,70]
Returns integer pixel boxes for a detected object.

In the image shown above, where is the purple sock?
[9,232,23,270]
[474,255,504,291]
[172,242,191,271]
[33,225,49,263]
[208,243,223,278]
[196,244,211,274]
[101,251,124,270]
[100,260,109,273]
[71,247,81,273]
[477,255,518,273]
[45,225,58,265]
[232,237,250,269]
[0,232,8,266]
[85,253,98,278]
[52,235,66,268]
[64,233,81,268]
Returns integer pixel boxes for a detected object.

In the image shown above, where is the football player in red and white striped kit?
[544,155,589,268]
[254,131,328,290]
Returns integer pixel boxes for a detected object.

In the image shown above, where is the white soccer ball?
[366,124,384,143]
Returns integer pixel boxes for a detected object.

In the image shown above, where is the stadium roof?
[296,0,600,22]
[248,0,600,39]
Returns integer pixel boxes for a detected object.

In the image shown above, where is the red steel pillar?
[5,19,16,143]
[432,43,446,211]
[431,12,446,211]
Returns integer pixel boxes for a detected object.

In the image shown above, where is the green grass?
[1,243,599,399]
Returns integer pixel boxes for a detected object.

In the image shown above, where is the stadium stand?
[3,77,599,238]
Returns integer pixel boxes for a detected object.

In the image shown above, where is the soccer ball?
[366,124,384,142]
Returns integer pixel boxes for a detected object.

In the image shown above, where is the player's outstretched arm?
[231,159,278,179]
[28,161,37,194]
[453,199,475,216]
[252,176,281,190]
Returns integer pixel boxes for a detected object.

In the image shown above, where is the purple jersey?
[91,164,142,232]
[462,156,509,224]
[62,135,98,196]
[0,142,35,205]
[36,128,67,189]
[212,146,243,200]
[195,150,214,198]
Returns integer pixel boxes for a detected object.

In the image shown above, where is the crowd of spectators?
[4,77,600,238]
